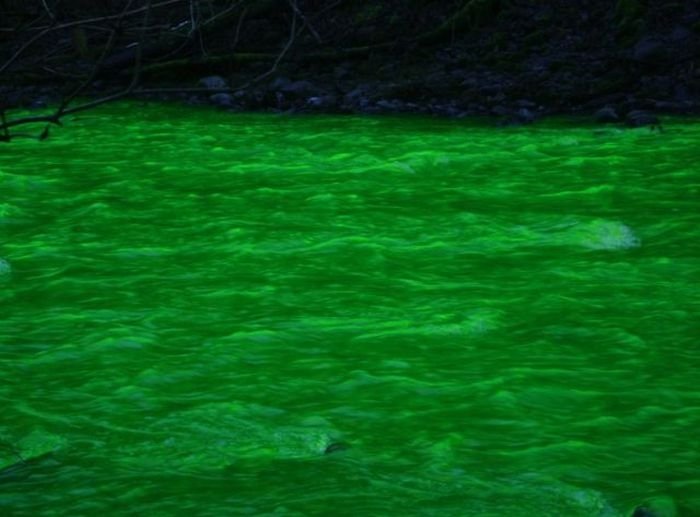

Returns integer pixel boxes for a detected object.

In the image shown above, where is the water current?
[1,103,698,515]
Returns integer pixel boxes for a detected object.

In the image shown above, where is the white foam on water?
[0,258,11,276]
[579,220,641,250]
[434,155,451,166]
[394,161,416,174]
[556,136,580,147]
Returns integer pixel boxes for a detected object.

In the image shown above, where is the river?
[1,103,698,515]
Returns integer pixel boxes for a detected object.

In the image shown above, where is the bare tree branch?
[0,0,185,75]
[128,0,154,91]
[56,0,138,116]
[232,0,298,91]
[289,0,322,44]
[231,6,248,50]
[0,0,305,139]
[40,0,56,21]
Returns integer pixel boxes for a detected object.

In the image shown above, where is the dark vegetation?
[1,0,699,139]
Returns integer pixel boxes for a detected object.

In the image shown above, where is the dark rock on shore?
[625,110,661,128]
[498,107,537,126]
[270,77,318,97]
[209,93,234,108]
[306,94,337,110]
[594,106,620,123]
[198,76,228,90]
[632,38,668,66]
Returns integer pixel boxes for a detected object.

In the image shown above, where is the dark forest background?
[1,0,699,135]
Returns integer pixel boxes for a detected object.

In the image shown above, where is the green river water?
[0,103,698,516]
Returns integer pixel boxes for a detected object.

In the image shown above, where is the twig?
[231,6,248,50]
[201,0,244,29]
[36,0,139,139]
[40,0,56,20]
[235,1,298,89]
[0,0,301,137]
[289,0,322,44]
[128,0,154,91]
[0,0,185,75]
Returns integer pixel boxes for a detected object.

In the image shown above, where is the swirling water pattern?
[0,104,699,516]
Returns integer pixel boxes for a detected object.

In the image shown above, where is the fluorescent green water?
[1,103,698,516]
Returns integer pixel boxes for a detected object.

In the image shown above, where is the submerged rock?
[630,496,678,517]
[324,442,349,455]
[0,429,66,473]
[630,496,677,517]
[114,402,344,472]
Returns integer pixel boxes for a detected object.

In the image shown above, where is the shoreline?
[3,79,697,133]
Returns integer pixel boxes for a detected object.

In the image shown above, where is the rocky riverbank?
[2,0,699,127]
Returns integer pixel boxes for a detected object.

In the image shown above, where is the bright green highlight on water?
[1,103,698,515]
